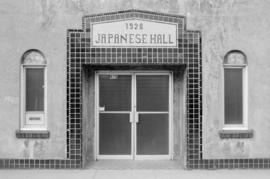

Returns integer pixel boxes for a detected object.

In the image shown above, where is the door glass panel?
[99,113,131,155]
[136,114,169,155]
[136,75,169,111]
[99,75,131,111]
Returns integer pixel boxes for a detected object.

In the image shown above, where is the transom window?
[21,50,47,130]
[223,50,247,129]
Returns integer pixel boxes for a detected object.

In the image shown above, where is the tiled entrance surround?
[66,9,202,169]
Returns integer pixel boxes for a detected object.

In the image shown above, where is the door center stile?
[131,73,136,160]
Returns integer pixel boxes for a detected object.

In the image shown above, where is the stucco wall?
[185,1,270,159]
[0,0,84,159]
[0,0,270,159]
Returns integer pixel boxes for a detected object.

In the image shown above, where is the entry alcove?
[82,64,187,168]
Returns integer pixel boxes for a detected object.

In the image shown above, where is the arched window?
[223,50,247,129]
[21,49,47,130]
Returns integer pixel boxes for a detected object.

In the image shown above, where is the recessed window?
[21,50,47,130]
[223,50,247,129]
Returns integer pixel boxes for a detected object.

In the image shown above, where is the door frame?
[95,70,173,160]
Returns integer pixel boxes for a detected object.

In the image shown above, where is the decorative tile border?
[0,159,80,169]
[16,130,50,139]
[188,159,270,169]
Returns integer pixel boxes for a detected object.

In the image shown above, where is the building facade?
[0,0,270,169]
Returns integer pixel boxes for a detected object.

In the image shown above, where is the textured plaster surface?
[1,0,270,159]
[184,0,270,158]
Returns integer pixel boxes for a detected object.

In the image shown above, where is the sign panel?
[91,19,178,48]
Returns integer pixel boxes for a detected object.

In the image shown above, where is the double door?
[96,71,172,159]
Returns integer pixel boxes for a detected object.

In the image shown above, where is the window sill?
[219,129,253,139]
[16,130,50,139]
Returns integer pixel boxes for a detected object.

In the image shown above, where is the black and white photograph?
[0,0,270,178]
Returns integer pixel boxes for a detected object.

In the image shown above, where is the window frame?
[223,53,248,130]
[20,64,47,131]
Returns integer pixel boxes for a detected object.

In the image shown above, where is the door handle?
[129,112,133,123]
[99,106,105,112]
[135,112,139,123]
